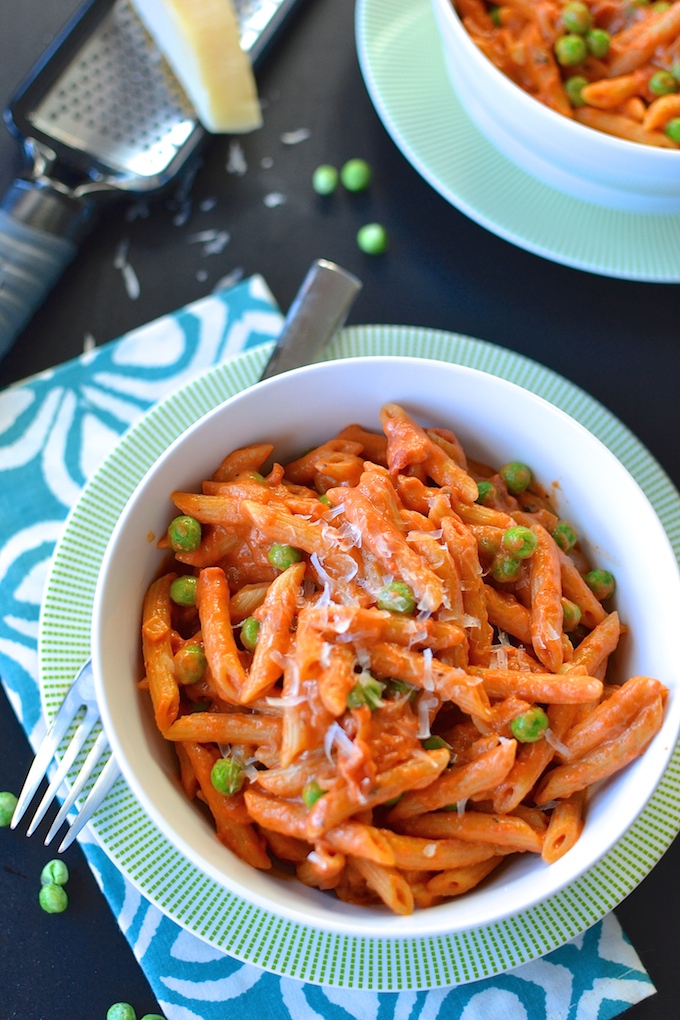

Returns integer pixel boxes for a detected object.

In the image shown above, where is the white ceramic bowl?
[92,355,680,939]
[430,0,680,213]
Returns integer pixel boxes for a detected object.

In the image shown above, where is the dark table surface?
[1,1,680,1018]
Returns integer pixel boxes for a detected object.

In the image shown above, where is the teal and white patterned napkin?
[0,276,656,1020]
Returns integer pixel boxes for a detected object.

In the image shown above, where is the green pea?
[39,883,68,914]
[169,575,197,606]
[586,27,610,57]
[421,735,452,751]
[167,515,202,552]
[383,794,402,807]
[0,791,18,826]
[499,461,532,494]
[211,756,245,796]
[562,1,591,33]
[318,494,332,506]
[302,780,325,808]
[267,543,302,570]
[40,859,69,886]
[670,59,680,81]
[565,74,589,107]
[491,550,522,584]
[240,616,261,652]
[561,597,582,633]
[357,222,388,255]
[555,33,588,66]
[489,4,502,25]
[510,706,549,743]
[501,525,538,559]
[340,158,372,191]
[347,673,385,711]
[650,69,677,96]
[376,580,417,614]
[476,480,497,505]
[442,803,461,812]
[552,520,578,553]
[312,164,339,195]
[140,1015,166,1020]
[173,644,206,685]
[584,568,616,601]
[106,1006,137,1020]
[665,117,680,142]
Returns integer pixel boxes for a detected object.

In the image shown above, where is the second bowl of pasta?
[430,0,680,212]
[91,354,679,939]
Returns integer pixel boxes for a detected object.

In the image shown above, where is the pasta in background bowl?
[430,0,680,213]
[91,356,680,939]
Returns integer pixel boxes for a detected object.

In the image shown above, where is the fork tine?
[10,669,90,829]
[25,705,99,836]
[43,727,112,847]
[57,755,121,853]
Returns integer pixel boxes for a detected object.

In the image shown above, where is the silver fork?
[11,659,120,852]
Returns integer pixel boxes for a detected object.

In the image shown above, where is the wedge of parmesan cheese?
[130,0,263,133]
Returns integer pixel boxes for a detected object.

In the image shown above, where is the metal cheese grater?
[0,0,302,357]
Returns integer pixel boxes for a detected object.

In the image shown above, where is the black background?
[1,0,679,1017]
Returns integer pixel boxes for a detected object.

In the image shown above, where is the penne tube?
[567,611,620,676]
[211,443,274,482]
[387,738,517,821]
[306,748,451,838]
[163,712,282,745]
[239,561,306,703]
[142,573,180,733]
[528,523,564,672]
[381,830,500,870]
[196,566,247,702]
[535,694,665,804]
[474,667,602,704]
[350,856,415,916]
[557,675,667,762]
[397,809,544,854]
[425,856,504,898]
[541,790,586,864]
[183,742,271,869]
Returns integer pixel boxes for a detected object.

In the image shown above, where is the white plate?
[39,326,680,990]
[356,0,680,282]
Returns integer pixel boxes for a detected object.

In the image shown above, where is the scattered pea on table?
[40,859,69,886]
[356,222,388,255]
[0,790,17,826]
[340,157,372,192]
[39,883,69,914]
[312,163,339,195]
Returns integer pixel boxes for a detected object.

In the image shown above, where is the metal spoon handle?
[259,258,362,380]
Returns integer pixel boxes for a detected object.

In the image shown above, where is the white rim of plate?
[39,326,680,991]
[355,0,680,283]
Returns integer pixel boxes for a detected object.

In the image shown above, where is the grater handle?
[0,181,95,359]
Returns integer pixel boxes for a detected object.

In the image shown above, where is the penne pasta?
[138,402,666,914]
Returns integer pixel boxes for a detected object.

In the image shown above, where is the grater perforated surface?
[27,0,292,179]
